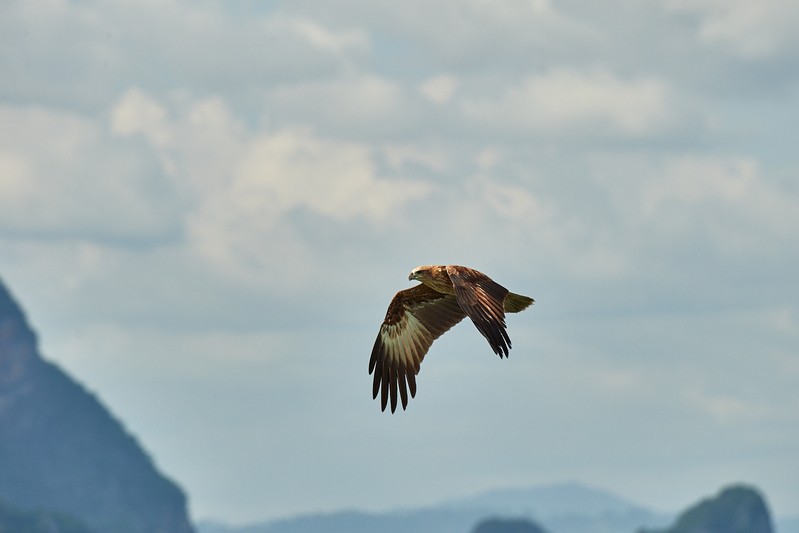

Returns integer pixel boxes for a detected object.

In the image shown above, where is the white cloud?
[237,131,430,222]
[286,17,369,54]
[0,104,177,242]
[594,154,799,255]
[461,69,679,137]
[419,74,459,104]
[665,0,799,58]
[683,388,769,424]
[0,1,369,108]
[382,144,451,174]
[294,0,594,68]
[262,74,411,135]
[473,178,551,226]
[188,128,433,288]
[643,157,755,206]
[106,89,434,288]
[111,88,172,147]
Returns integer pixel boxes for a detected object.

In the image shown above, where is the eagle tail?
[504,293,534,313]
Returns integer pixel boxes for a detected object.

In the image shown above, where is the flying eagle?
[369,265,534,412]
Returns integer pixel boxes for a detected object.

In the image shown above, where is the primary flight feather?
[369,265,534,413]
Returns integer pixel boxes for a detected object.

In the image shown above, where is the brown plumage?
[369,265,534,412]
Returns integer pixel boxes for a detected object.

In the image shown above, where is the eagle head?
[408,265,430,282]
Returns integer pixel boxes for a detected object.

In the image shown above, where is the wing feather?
[397,371,408,411]
[369,284,466,412]
[407,372,417,398]
[446,265,512,357]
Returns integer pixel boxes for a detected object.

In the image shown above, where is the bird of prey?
[369,265,534,412]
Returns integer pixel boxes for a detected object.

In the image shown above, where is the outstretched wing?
[369,284,466,413]
[445,265,511,357]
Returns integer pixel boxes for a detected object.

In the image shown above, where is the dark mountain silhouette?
[0,278,194,533]
[471,517,548,533]
[0,497,93,533]
[639,484,773,533]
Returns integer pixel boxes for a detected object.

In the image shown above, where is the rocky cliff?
[0,278,194,533]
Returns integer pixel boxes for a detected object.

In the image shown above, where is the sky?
[1,0,798,526]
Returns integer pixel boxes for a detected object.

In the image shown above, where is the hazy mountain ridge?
[471,517,548,533]
[200,482,799,533]
[198,483,672,533]
[0,279,194,533]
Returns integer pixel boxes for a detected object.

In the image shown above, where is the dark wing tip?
[446,266,515,357]
[369,285,467,413]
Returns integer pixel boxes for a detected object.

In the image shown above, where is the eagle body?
[369,265,534,412]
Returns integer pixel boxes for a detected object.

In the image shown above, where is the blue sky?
[1,0,798,525]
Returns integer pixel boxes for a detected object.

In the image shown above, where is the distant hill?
[197,482,671,533]
[198,481,794,533]
[638,485,773,533]
[471,517,548,533]
[0,279,195,533]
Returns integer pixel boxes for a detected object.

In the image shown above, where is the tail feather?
[504,292,534,313]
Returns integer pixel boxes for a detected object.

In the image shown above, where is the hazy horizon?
[2,0,797,525]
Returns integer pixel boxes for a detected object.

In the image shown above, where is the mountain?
[471,517,548,533]
[197,482,671,533]
[200,508,487,533]
[639,485,773,533]
[0,497,93,533]
[199,482,794,533]
[0,279,195,533]
[444,481,669,532]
